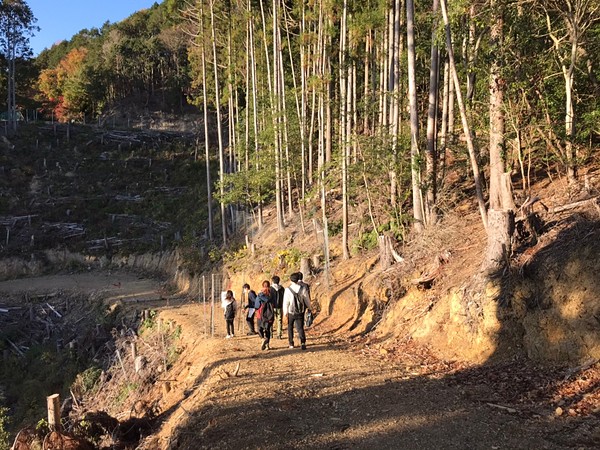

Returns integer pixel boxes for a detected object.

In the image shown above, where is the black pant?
[246,316,256,333]
[226,319,234,335]
[258,325,271,343]
[287,313,306,346]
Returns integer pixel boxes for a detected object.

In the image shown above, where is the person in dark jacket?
[270,275,285,339]
[242,283,258,335]
[256,280,276,350]
[221,290,237,338]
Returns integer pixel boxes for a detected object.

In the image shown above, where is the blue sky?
[27,0,159,56]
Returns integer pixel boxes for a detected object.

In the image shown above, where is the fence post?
[203,275,207,336]
[47,394,61,432]
[211,274,215,337]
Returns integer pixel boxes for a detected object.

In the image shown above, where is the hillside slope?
[221,168,600,366]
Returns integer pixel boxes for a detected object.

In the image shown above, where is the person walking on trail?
[270,275,285,339]
[242,283,258,335]
[221,290,237,338]
[297,271,314,327]
[256,280,276,350]
[283,272,312,350]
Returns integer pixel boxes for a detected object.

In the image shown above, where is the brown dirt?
[6,272,595,449]
[132,303,597,450]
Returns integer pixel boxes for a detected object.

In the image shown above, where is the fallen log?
[6,338,25,357]
[552,195,599,214]
[46,303,62,318]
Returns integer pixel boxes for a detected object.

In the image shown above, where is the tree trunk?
[484,209,515,272]
[340,0,350,260]
[407,0,425,232]
[425,0,440,225]
[200,3,214,241]
[209,0,227,245]
[440,0,487,229]
[486,1,515,271]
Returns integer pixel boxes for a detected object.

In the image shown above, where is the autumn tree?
[37,47,90,121]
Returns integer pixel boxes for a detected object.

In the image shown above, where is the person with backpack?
[221,290,237,338]
[255,280,276,350]
[296,271,314,327]
[270,275,285,339]
[242,283,258,335]
[283,272,312,350]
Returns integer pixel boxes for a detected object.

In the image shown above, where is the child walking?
[222,290,237,338]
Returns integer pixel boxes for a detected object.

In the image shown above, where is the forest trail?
[0,272,588,449]
[145,305,576,450]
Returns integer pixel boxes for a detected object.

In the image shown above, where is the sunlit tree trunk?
[407,0,425,232]
[209,0,227,244]
[248,1,263,227]
[425,0,440,225]
[340,0,350,260]
[389,0,402,210]
[199,2,214,241]
[440,0,487,229]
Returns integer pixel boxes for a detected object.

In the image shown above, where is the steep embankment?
[222,176,600,367]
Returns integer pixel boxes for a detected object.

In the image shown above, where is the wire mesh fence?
[197,273,225,338]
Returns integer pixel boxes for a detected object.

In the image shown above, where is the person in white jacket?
[282,272,311,350]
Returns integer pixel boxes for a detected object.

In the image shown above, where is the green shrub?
[273,248,304,272]
[73,367,103,396]
[352,229,379,254]
[327,220,343,237]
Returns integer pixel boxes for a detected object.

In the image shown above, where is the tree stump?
[484,209,515,273]
[300,257,311,279]
[378,235,393,269]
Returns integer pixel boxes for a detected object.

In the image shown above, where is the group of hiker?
[220,272,313,351]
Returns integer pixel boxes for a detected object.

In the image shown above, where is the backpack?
[224,302,235,320]
[305,309,314,327]
[256,301,275,328]
[256,295,275,326]
[292,289,306,315]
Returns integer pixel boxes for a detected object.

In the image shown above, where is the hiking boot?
[261,339,268,350]
[301,344,307,350]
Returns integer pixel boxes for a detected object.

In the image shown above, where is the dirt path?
[0,273,588,449]
[0,272,164,302]
[141,306,580,450]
